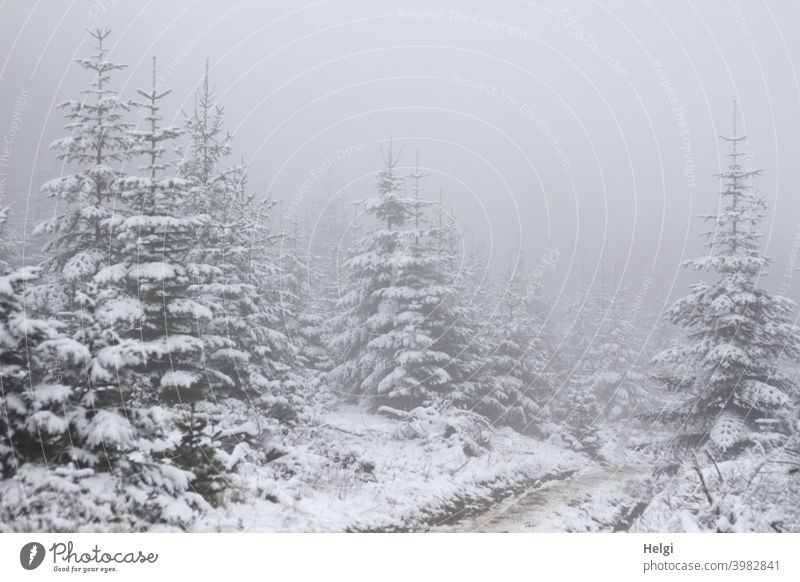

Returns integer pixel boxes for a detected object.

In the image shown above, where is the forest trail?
[435,462,651,532]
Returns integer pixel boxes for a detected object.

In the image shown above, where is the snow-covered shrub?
[0,466,135,532]
[379,405,494,460]
[634,450,800,532]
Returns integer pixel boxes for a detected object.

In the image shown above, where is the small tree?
[457,258,550,433]
[575,290,650,420]
[276,217,332,372]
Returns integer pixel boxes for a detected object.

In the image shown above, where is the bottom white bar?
[1,533,797,581]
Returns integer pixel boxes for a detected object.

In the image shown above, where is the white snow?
[198,405,586,532]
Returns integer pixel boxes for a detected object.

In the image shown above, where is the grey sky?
[2,0,800,313]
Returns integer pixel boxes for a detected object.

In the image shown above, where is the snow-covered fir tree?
[30,31,135,458]
[178,64,301,411]
[573,290,650,421]
[96,58,215,401]
[653,107,800,454]
[0,268,73,470]
[1,211,67,478]
[330,145,472,410]
[178,60,232,215]
[0,209,125,529]
[35,29,130,322]
[540,286,604,449]
[276,217,332,372]
[198,164,305,424]
[5,35,203,529]
[551,285,599,380]
[454,255,551,432]
[172,65,294,499]
[90,57,222,515]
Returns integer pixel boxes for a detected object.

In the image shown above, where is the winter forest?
[2,3,800,533]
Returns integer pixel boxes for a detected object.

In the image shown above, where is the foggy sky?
[2,0,800,316]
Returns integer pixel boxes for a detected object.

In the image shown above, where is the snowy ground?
[436,462,651,532]
[198,405,587,532]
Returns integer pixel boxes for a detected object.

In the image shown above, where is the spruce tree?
[575,290,649,420]
[0,208,127,529]
[330,145,471,410]
[91,57,218,518]
[1,208,75,477]
[177,67,303,425]
[98,56,220,404]
[177,63,257,402]
[35,29,130,323]
[277,218,332,372]
[459,260,550,432]
[653,106,800,453]
[0,207,21,273]
[3,34,189,528]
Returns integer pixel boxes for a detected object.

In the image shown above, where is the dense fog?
[1,1,800,532]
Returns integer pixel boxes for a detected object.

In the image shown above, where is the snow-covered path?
[435,463,651,532]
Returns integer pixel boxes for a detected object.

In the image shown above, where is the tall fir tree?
[90,57,221,518]
[4,34,199,529]
[653,105,800,454]
[97,56,223,403]
[178,63,258,400]
[35,29,130,323]
[177,68,304,425]
[32,29,133,433]
[330,145,472,410]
